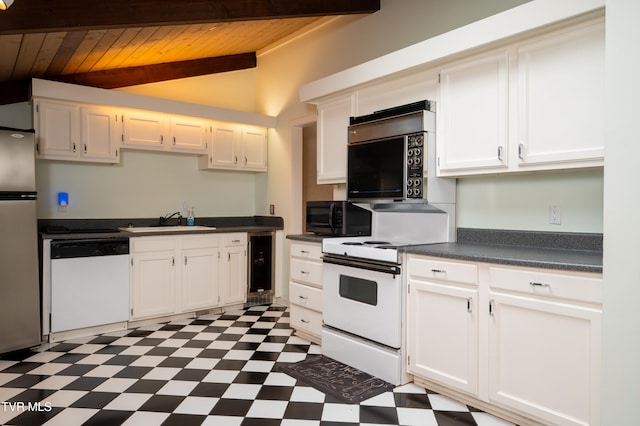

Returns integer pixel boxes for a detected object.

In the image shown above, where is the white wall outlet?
[182,201,190,211]
[549,205,562,225]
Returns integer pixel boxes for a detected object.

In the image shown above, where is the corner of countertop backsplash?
[456,228,603,252]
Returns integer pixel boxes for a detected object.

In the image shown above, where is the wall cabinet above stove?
[305,11,604,183]
[437,17,604,177]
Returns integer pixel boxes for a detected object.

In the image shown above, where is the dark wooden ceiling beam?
[50,53,257,89]
[0,53,257,104]
[0,0,380,35]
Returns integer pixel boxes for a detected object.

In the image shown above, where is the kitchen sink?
[119,226,214,233]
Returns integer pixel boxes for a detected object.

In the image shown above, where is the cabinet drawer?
[290,305,323,337]
[408,255,478,285]
[489,266,602,304]
[223,233,247,247]
[181,235,219,249]
[290,242,322,261]
[290,258,323,286]
[290,282,322,312]
[131,236,176,253]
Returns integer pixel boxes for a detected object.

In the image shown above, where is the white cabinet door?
[437,49,509,174]
[241,127,267,171]
[170,116,208,154]
[35,101,79,160]
[316,94,354,184]
[208,125,239,168]
[131,252,177,320]
[80,106,120,163]
[516,19,605,168]
[221,234,247,305]
[122,110,166,150]
[181,247,220,311]
[407,280,478,395]
[488,292,601,426]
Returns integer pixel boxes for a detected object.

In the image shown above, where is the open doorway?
[301,124,333,229]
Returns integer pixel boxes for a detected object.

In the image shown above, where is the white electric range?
[320,209,451,385]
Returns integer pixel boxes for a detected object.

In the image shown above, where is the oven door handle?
[322,255,401,275]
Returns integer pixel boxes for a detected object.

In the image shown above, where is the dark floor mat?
[278,354,395,403]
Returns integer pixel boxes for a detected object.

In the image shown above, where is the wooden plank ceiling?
[0,0,380,104]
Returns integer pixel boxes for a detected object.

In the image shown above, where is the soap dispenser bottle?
[187,207,195,226]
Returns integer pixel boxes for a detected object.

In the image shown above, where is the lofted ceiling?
[0,0,380,105]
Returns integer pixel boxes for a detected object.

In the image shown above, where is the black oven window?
[338,274,378,306]
[347,136,405,199]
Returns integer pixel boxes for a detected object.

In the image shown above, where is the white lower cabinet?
[406,254,602,426]
[288,241,323,343]
[130,233,246,321]
[220,233,248,305]
[407,257,479,395]
[180,236,221,312]
[130,237,179,320]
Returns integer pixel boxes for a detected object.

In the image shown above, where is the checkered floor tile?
[0,304,516,425]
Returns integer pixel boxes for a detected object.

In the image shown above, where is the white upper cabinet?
[207,124,239,169]
[122,110,207,154]
[35,101,79,161]
[121,109,166,150]
[241,127,268,171]
[437,17,604,177]
[437,49,510,173]
[35,100,119,163]
[316,94,354,184]
[516,19,605,167]
[199,122,268,172]
[356,71,439,117]
[80,106,120,162]
[169,116,208,154]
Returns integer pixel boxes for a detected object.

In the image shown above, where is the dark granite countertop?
[39,216,283,240]
[403,228,603,273]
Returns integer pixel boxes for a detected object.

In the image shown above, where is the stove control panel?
[406,133,425,198]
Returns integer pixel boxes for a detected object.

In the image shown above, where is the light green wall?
[457,169,604,232]
[35,150,257,219]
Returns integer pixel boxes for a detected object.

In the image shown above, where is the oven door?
[322,256,402,349]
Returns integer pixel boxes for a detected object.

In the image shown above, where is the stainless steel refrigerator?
[0,127,40,353]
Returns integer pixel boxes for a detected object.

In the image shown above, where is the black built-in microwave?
[347,100,435,201]
[305,201,371,236]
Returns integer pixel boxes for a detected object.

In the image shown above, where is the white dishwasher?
[50,238,130,333]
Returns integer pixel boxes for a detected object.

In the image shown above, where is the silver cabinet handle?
[489,299,495,316]
[300,271,309,275]
[518,143,525,160]
[298,295,309,300]
[530,281,551,288]
[300,250,309,254]
[300,319,310,324]
[431,268,446,274]
[497,145,504,162]
[467,297,473,313]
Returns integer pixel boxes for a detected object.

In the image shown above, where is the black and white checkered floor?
[0,305,515,425]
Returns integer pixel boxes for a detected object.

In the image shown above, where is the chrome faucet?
[159,211,183,226]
